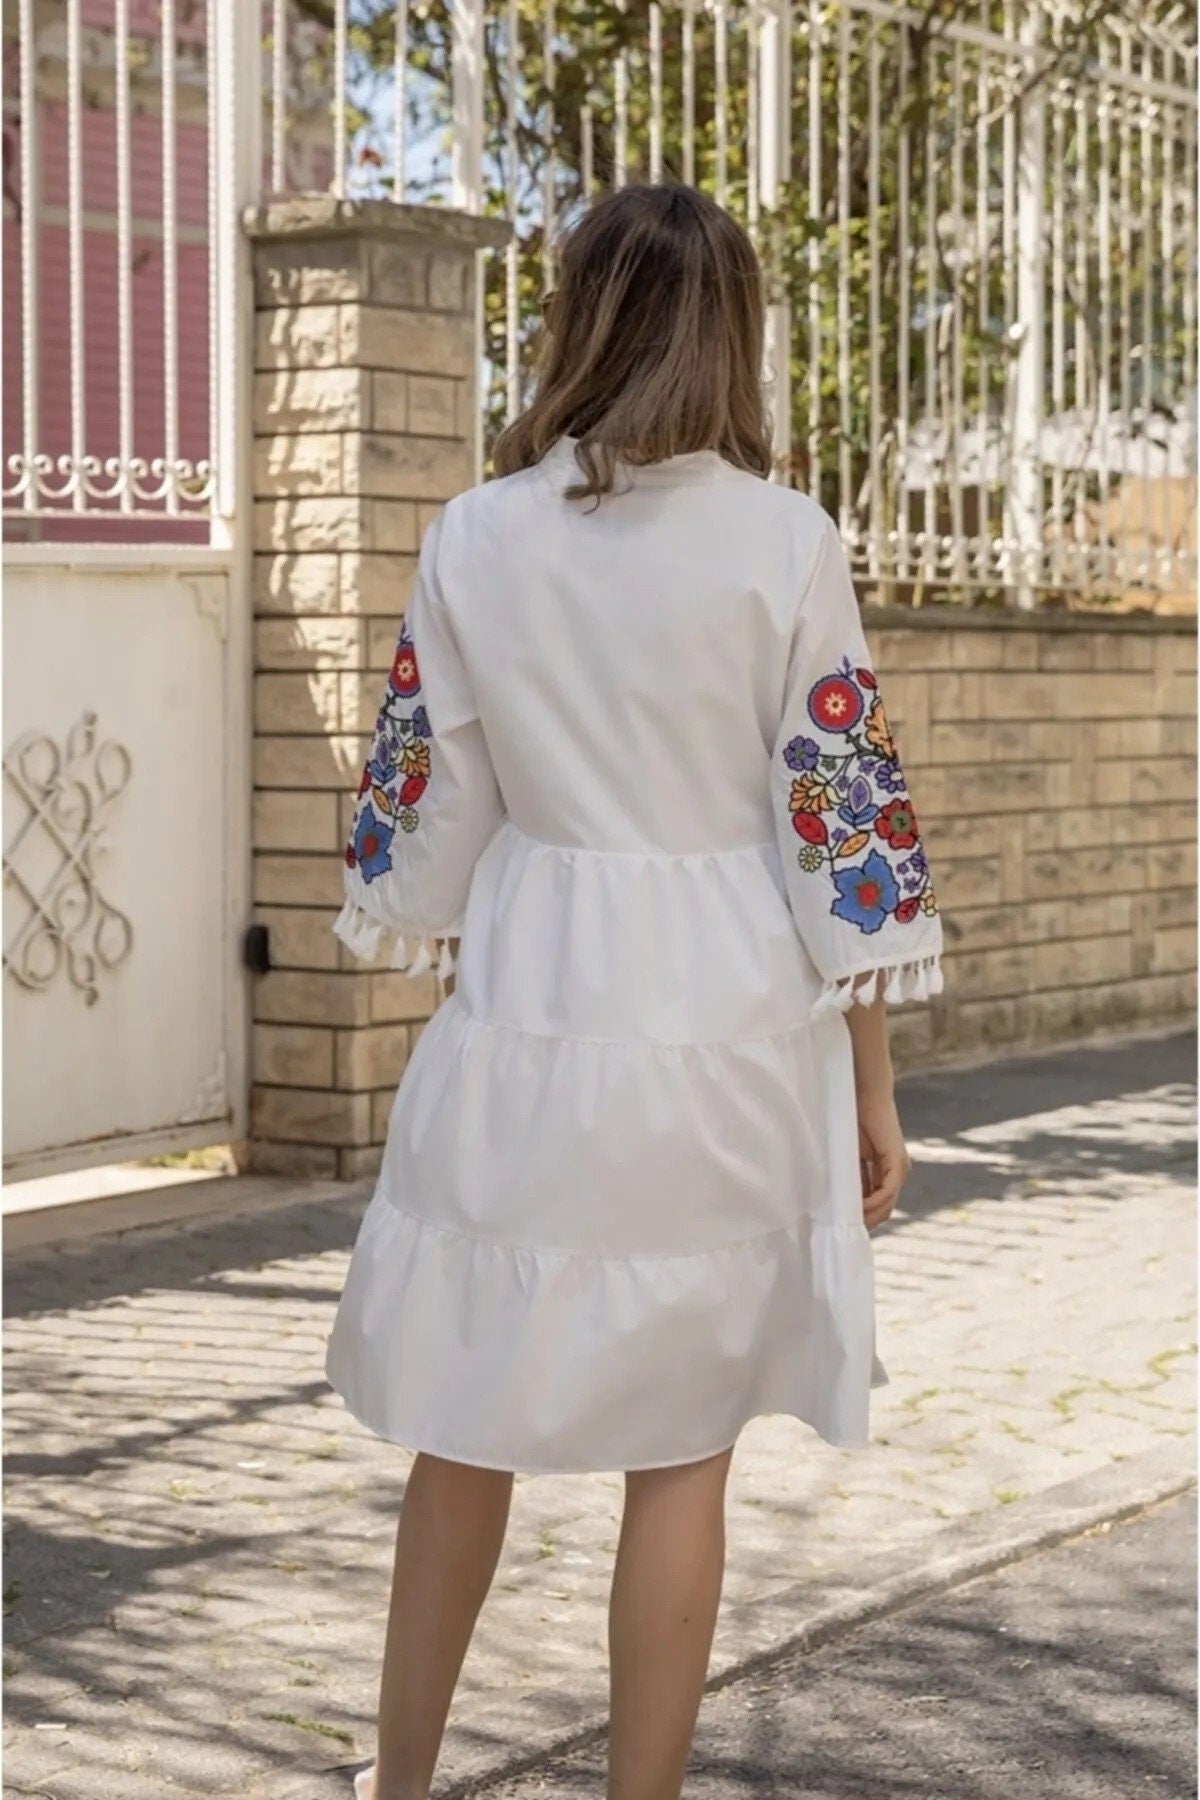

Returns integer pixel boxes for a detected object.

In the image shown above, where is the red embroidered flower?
[389,637,421,698]
[894,896,922,923]
[358,766,372,797]
[875,797,920,850]
[345,845,357,869]
[856,667,878,690]
[793,811,829,846]
[808,674,864,733]
[399,773,427,807]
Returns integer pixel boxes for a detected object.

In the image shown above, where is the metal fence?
[5,1,1197,606]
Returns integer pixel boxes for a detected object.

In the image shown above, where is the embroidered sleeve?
[774,512,944,1016]
[334,512,504,977]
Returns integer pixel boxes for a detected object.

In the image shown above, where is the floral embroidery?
[784,656,937,936]
[346,622,429,883]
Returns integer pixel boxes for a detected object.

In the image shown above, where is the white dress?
[326,437,944,1473]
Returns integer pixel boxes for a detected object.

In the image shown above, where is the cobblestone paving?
[4,1034,1195,1800]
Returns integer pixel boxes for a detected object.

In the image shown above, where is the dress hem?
[325,1377,871,1474]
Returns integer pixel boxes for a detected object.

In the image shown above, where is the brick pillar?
[244,198,508,1179]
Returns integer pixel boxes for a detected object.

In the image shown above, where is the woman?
[328,182,942,1800]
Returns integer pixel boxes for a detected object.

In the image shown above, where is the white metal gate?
[2,1,258,1180]
[3,546,248,1177]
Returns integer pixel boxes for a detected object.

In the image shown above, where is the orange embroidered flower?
[864,696,896,760]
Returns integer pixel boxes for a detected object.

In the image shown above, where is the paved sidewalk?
[491,1491,1197,1798]
[3,1032,1195,1800]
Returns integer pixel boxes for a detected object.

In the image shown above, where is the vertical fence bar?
[975,52,990,582]
[271,0,287,192]
[1183,61,1197,514]
[895,19,910,579]
[115,0,134,512]
[1160,49,1175,587]
[1072,83,1089,591]
[949,38,965,582]
[747,10,760,232]
[806,0,821,511]
[682,0,696,186]
[836,2,851,540]
[505,0,520,423]
[1009,6,1045,608]
[394,0,409,198]
[451,0,485,480]
[67,0,86,511]
[866,14,881,573]
[759,0,792,478]
[614,11,629,190]
[17,0,39,511]
[162,0,180,513]
[714,1,728,203]
[1117,30,1133,589]
[581,102,595,195]
[210,0,263,532]
[207,0,219,509]
[922,38,937,584]
[649,3,663,182]
[1097,34,1112,586]
[1049,50,1065,588]
[543,0,557,283]
[1139,54,1155,586]
[332,0,347,198]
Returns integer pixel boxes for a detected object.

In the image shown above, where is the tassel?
[389,935,409,970]
[333,900,383,959]
[436,938,455,981]
[407,938,434,978]
[883,964,905,1005]
[856,967,880,1007]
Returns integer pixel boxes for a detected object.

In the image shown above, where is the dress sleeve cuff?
[812,953,944,1020]
[333,899,461,981]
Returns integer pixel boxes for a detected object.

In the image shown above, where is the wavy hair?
[492,183,773,501]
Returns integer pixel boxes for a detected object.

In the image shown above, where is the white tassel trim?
[333,901,458,983]
[813,954,944,1020]
[332,900,383,959]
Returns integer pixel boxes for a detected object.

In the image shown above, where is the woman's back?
[438,438,818,856]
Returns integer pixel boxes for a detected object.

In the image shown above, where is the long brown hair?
[492,183,774,501]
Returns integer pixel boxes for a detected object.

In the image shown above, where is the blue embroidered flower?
[783,734,821,772]
[353,805,395,883]
[410,704,432,739]
[830,850,900,935]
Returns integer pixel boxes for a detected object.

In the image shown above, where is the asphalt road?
[484,1491,1197,1800]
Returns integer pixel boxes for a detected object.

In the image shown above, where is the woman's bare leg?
[372,1452,514,1800]
[607,1447,735,1799]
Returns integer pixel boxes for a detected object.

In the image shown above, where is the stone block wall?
[245,200,505,1179]
[870,611,1197,1068]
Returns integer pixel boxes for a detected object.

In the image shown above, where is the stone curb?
[379,1441,1195,1800]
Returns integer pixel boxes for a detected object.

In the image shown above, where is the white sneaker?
[353,1768,375,1800]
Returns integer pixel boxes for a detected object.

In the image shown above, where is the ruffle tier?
[326,994,885,1470]
[326,1186,884,1473]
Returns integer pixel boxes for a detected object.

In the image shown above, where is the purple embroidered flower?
[410,704,432,740]
[784,734,821,772]
[874,759,908,794]
[837,772,880,831]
